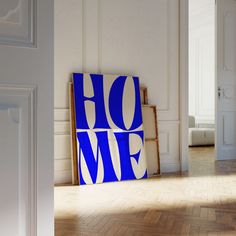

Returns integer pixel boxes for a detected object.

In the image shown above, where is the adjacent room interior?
[188,0,216,175]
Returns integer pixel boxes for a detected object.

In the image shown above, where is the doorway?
[182,0,236,172]
[188,0,216,174]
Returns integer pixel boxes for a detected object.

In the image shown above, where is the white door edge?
[179,0,189,172]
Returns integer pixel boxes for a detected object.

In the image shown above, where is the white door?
[0,1,54,236]
[216,0,236,160]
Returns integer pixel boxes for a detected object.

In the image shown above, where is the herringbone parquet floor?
[55,147,236,236]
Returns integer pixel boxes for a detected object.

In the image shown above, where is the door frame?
[180,0,189,172]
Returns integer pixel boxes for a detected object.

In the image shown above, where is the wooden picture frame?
[69,82,79,185]
[140,86,148,105]
[142,105,161,175]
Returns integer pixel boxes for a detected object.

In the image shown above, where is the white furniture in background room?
[189,116,215,146]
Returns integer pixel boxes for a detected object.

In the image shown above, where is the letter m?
[77,131,118,185]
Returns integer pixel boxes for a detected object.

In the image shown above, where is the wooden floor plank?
[55,147,236,235]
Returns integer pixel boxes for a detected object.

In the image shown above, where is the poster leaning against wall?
[73,73,147,185]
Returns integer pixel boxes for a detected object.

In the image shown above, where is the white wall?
[54,0,180,184]
[189,0,215,126]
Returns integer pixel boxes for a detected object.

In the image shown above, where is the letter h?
[73,73,110,129]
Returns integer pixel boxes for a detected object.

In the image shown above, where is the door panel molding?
[223,11,236,71]
[0,84,37,236]
[0,0,37,47]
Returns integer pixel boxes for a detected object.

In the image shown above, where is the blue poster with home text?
[73,73,147,185]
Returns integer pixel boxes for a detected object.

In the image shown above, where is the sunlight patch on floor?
[55,174,236,217]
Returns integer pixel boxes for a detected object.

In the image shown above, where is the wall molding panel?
[93,0,179,121]
[0,84,37,236]
[54,108,70,122]
[158,122,180,172]
[0,0,36,47]
[54,108,72,184]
